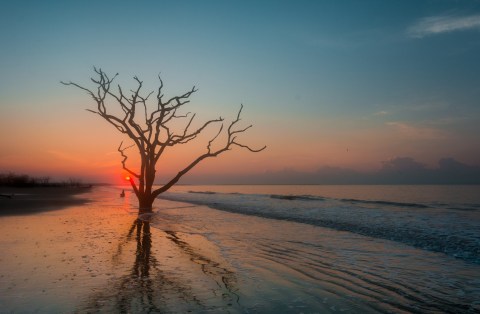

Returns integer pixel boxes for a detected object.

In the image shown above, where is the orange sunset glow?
[0,0,480,183]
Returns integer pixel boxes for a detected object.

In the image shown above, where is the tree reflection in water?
[80,217,240,313]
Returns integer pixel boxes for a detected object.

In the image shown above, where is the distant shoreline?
[0,186,92,216]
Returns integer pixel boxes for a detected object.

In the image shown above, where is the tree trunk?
[138,194,154,213]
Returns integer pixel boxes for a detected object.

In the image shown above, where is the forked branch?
[152,105,266,197]
[118,141,140,178]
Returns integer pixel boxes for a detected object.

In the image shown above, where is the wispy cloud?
[407,14,480,38]
[47,150,87,164]
[386,121,449,140]
[47,150,120,169]
[373,110,388,116]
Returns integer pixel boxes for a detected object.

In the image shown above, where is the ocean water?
[162,185,480,264]
[153,185,480,313]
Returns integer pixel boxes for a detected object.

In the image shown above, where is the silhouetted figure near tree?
[62,68,265,213]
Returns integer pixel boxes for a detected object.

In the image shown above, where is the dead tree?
[62,68,265,212]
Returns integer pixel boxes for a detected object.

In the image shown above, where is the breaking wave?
[160,191,480,264]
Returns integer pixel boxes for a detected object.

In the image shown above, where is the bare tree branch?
[63,69,265,212]
[152,105,266,198]
[118,141,140,178]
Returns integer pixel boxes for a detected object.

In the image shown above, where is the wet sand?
[0,188,319,313]
[0,186,479,313]
[0,187,245,313]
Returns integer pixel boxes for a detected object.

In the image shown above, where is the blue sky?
[1,0,479,181]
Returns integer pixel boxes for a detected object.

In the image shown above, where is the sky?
[1,0,480,184]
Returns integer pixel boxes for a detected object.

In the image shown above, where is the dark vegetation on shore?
[0,172,89,188]
[0,173,92,214]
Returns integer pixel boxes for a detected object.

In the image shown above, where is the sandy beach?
[0,186,479,313]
